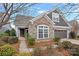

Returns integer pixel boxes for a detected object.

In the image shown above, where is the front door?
[20,28,25,37]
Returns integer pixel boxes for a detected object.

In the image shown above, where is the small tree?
[69,31,76,39]
[4,30,10,36]
[10,29,16,36]
[53,36,60,44]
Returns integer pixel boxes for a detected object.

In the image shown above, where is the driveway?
[61,39,79,45]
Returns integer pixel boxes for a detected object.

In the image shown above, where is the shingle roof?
[15,15,33,28]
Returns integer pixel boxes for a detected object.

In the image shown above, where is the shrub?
[2,29,16,36]
[69,31,76,39]
[24,31,29,39]
[10,29,16,36]
[67,44,79,56]
[77,36,79,38]
[18,52,32,56]
[53,36,60,43]
[27,36,35,46]
[1,36,9,43]
[8,36,18,44]
[1,36,18,44]
[1,32,10,36]
[76,36,79,40]
[62,41,72,49]
[0,44,16,56]
[32,48,42,56]
[4,30,10,36]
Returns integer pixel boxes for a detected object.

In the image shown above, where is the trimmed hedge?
[62,41,72,49]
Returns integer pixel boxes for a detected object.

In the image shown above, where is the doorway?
[20,28,25,37]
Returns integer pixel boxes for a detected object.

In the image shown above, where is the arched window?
[37,25,49,39]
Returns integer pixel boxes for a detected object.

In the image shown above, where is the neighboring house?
[15,8,71,39]
[69,20,79,36]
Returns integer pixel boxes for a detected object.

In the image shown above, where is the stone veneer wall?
[28,17,54,39]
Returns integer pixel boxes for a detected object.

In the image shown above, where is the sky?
[0,3,79,21]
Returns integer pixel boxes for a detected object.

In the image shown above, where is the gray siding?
[47,11,69,26]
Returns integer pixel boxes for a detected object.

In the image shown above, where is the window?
[52,12,59,22]
[37,25,49,39]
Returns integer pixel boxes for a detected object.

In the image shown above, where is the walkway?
[61,39,79,45]
[19,37,33,52]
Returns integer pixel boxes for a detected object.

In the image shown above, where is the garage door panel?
[54,30,67,38]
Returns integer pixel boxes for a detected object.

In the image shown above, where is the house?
[15,8,71,39]
[69,20,79,36]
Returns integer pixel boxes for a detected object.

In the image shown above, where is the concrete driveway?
[61,39,79,45]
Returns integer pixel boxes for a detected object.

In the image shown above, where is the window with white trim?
[37,25,49,39]
[52,12,59,22]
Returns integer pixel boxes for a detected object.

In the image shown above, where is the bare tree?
[0,3,35,28]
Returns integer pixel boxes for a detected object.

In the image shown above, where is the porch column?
[15,27,20,38]
[53,29,54,38]
[67,30,70,39]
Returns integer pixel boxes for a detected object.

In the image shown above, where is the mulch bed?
[35,40,55,48]
[11,42,19,52]
[57,47,70,56]
[26,40,70,56]
[27,40,55,48]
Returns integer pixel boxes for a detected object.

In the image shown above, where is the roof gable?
[47,8,71,27]
[30,12,54,25]
[15,15,33,28]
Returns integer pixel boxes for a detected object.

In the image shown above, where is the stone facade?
[29,17,53,39]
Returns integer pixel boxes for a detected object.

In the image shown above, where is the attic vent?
[52,12,59,22]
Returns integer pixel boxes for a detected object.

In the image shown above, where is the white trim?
[53,29,54,38]
[53,26,70,30]
[15,26,20,37]
[67,30,70,39]
[37,25,49,39]
[30,13,45,23]
[44,15,55,24]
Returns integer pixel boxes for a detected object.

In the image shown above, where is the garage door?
[54,30,67,38]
